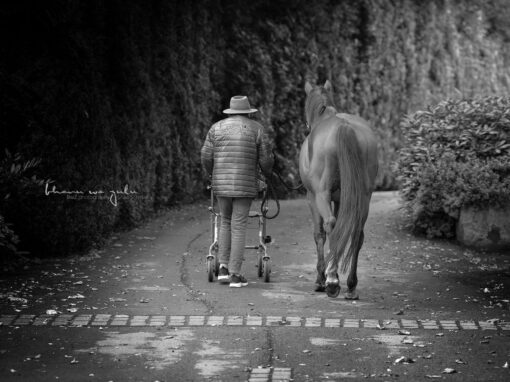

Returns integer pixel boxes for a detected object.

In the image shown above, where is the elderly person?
[201,95,274,287]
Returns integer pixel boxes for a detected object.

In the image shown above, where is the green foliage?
[0,0,509,256]
[0,214,19,255]
[0,150,51,254]
[397,96,510,238]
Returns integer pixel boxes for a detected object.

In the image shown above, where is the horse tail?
[329,122,369,274]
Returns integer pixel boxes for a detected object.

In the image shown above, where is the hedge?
[397,96,510,238]
[1,0,510,257]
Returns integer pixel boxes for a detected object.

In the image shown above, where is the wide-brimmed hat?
[223,95,258,114]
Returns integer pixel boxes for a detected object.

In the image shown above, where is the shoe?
[229,274,248,288]
[218,266,230,283]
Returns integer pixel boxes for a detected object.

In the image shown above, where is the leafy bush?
[0,150,50,255]
[0,214,19,255]
[1,1,510,257]
[397,96,510,238]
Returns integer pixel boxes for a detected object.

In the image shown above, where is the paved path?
[0,192,509,381]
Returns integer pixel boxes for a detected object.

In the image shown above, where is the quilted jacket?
[201,115,273,198]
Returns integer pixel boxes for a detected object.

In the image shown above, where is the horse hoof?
[344,290,359,300]
[315,283,326,292]
[325,283,340,298]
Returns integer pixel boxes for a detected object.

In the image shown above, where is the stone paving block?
[33,315,54,326]
[265,316,284,326]
[439,320,459,330]
[14,314,36,326]
[305,317,322,327]
[168,316,186,326]
[70,315,92,327]
[401,319,419,329]
[226,316,243,326]
[420,320,440,329]
[149,316,167,326]
[324,318,341,328]
[246,316,263,326]
[0,315,17,326]
[499,321,510,331]
[52,314,74,326]
[110,315,129,326]
[459,320,478,330]
[285,316,302,327]
[362,319,380,328]
[381,320,400,329]
[129,315,148,326]
[90,314,111,326]
[250,368,271,374]
[343,319,359,328]
[206,316,224,326]
[189,316,205,326]
[273,367,292,380]
[478,321,498,330]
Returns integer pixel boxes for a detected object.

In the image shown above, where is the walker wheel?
[207,258,215,282]
[257,251,263,277]
[214,254,220,277]
[263,259,271,283]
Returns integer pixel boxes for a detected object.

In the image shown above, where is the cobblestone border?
[1,314,508,331]
[248,367,292,382]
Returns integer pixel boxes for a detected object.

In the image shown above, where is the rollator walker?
[206,179,272,283]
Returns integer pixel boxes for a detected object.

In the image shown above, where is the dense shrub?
[397,97,510,238]
[0,150,50,255]
[1,0,510,256]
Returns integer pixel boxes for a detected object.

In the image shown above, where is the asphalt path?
[0,192,509,381]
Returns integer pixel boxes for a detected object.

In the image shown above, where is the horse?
[298,80,378,298]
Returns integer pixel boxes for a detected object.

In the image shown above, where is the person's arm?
[201,127,214,176]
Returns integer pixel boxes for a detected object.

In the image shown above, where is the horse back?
[300,113,378,192]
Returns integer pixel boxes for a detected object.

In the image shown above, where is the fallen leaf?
[394,356,414,364]
[8,297,28,304]
[109,298,126,302]
[67,294,85,299]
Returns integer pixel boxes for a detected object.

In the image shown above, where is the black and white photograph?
[0,0,509,381]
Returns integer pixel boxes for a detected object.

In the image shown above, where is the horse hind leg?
[345,230,364,300]
[308,194,326,292]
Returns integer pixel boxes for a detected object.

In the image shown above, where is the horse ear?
[305,81,313,95]
[324,80,332,92]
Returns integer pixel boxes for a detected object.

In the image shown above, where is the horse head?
[304,80,336,131]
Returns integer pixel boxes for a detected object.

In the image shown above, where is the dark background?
[1,0,509,258]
